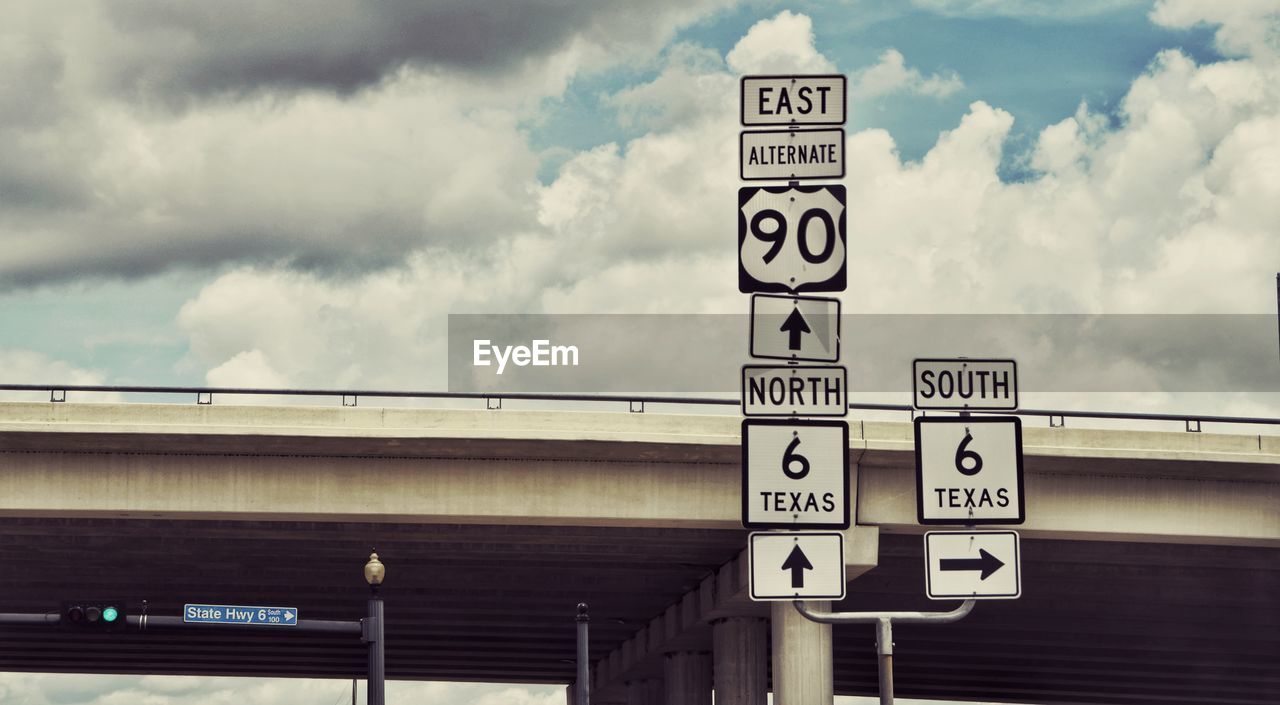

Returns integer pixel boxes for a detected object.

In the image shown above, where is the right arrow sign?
[924,530,1021,600]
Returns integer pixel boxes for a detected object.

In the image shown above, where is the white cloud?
[0,673,566,705]
[726,11,837,75]
[172,11,1279,408]
[851,49,964,100]
[0,348,121,401]
[1150,0,1280,59]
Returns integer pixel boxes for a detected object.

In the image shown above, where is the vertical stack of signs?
[912,359,1025,600]
[737,75,851,602]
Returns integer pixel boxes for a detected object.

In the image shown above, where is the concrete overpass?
[0,400,1276,704]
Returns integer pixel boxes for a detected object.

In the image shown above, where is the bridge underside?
[0,516,1275,704]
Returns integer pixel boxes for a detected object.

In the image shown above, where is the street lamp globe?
[364,551,386,587]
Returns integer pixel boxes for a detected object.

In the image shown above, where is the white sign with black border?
[741,75,847,126]
[915,416,1024,525]
[740,128,845,181]
[913,358,1018,411]
[742,365,847,417]
[924,530,1021,600]
[749,531,846,601]
[738,184,846,294]
[749,294,840,363]
[742,419,849,529]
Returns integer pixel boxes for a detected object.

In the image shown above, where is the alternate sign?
[915,416,1024,525]
[924,530,1021,600]
[749,531,846,601]
[742,365,847,417]
[741,75,847,126]
[184,604,298,627]
[740,128,844,181]
[742,419,850,529]
[749,294,840,363]
[739,184,846,293]
[914,358,1018,411]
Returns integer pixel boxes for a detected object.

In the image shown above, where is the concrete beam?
[857,422,1280,545]
[591,526,878,700]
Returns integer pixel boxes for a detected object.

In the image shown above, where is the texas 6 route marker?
[913,359,1025,601]
[739,74,849,603]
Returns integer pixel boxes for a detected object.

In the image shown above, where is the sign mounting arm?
[792,599,975,705]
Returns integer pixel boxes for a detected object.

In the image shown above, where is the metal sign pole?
[793,599,975,705]
[576,602,590,705]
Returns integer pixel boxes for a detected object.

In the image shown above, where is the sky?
[1,0,1278,701]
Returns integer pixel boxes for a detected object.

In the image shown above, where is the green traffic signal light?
[62,601,126,630]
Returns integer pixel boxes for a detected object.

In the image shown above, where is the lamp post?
[363,551,386,705]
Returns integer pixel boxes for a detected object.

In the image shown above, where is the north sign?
[739,184,846,294]
[749,294,840,363]
[913,358,1018,411]
[741,75,847,126]
[924,530,1021,600]
[742,419,849,529]
[915,416,1024,525]
[742,365,847,417]
[740,128,844,181]
[184,604,298,627]
[749,531,846,601]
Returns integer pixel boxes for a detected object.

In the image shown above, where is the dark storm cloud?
[100,0,714,101]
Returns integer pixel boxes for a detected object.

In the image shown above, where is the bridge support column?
[625,679,663,705]
[664,651,712,705]
[771,601,832,705]
[712,617,768,705]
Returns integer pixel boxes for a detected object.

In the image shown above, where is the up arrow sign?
[940,548,1004,580]
[749,532,845,601]
[780,307,811,351]
[781,544,814,587]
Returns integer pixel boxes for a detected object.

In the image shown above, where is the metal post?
[793,600,975,705]
[366,590,385,705]
[875,619,893,705]
[576,602,590,705]
[1275,273,1278,364]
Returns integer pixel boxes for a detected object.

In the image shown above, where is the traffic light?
[62,602,126,631]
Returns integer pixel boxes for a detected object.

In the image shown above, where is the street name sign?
[749,531,846,601]
[924,530,1021,600]
[740,128,844,181]
[749,294,840,363]
[742,365,847,417]
[913,358,1018,411]
[184,604,298,626]
[739,184,846,294]
[742,419,850,529]
[741,75,847,126]
[915,416,1024,525]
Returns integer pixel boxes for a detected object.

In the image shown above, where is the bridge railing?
[0,383,1277,432]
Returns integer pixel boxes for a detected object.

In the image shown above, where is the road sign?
[740,128,844,181]
[749,531,846,601]
[749,294,840,363]
[915,416,1024,525]
[924,530,1021,599]
[737,182,844,294]
[742,419,849,529]
[913,359,1018,411]
[184,604,298,627]
[739,184,846,294]
[742,365,847,417]
[741,75,847,126]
